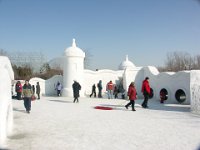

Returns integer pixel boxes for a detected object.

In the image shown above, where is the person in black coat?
[72,80,81,103]
[32,85,35,95]
[36,82,40,99]
[97,80,103,98]
[90,84,96,98]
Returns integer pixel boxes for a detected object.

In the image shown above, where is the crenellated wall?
[27,66,200,114]
[0,56,14,147]
[140,66,191,104]
[26,37,200,114]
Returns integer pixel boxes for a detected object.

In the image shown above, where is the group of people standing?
[15,80,41,113]
[90,80,125,99]
[15,77,151,113]
[89,80,103,98]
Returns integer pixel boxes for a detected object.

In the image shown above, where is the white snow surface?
[5,97,200,150]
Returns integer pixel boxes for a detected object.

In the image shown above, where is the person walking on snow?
[141,77,151,108]
[72,80,81,103]
[55,82,62,96]
[125,82,137,111]
[90,84,96,98]
[22,80,33,113]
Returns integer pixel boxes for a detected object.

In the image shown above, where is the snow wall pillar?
[0,56,14,147]
[190,70,200,115]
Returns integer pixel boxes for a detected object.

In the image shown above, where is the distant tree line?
[0,49,63,80]
[158,51,200,72]
[1,49,200,79]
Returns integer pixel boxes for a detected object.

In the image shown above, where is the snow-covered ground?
[4,97,200,150]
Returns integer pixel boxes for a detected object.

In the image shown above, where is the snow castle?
[61,39,200,114]
[8,39,199,115]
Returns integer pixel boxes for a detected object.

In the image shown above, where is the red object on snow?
[94,106,113,110]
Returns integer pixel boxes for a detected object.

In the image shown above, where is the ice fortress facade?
[28,39,200,114]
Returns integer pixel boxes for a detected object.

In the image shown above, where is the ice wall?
[29,77,45,96]
[29,75,63,96]
[84,69,124,96]
[0,56,14,147]
[142,66,191,104]
[45,75,63,96]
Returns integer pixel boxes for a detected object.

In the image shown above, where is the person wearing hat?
[125,82,137,111]
[141,77,151,108]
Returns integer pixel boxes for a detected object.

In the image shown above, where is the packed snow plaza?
[0,39,200,149]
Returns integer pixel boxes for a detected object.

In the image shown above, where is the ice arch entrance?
[160,88,168,101]
[175,89,186,103]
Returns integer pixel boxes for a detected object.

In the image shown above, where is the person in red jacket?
[125,82,137,111]
[141,77,151,108]
[15,81,23,100]
[106,80,114,99]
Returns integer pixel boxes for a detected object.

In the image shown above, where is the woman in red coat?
[125,82,137,111]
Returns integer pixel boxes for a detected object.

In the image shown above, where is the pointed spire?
[126,55,129,61]
[72,38,76,47]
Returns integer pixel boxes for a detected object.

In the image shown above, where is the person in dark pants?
[55,82,62,96]
[90,84,96,98]
[113,86,119,99]
[97,80,103,98]
[32,85,35,95]
[72,80,81,103]
[125,82,137,111]
[141,77,151,108]
[22,80,33,113]
[160,91,166,103]
[36,82,40,99]
[15,81,22,100]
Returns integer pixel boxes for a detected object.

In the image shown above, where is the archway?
[160,88,168,103]
[175,89,186,103]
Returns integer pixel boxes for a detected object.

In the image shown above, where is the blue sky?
[0,0,200,70]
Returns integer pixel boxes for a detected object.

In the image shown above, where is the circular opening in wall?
[175,89,186,103]
[160,88,168,101]
[149,88,154,99]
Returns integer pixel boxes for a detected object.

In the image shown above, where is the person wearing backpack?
[141,77,151,108]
